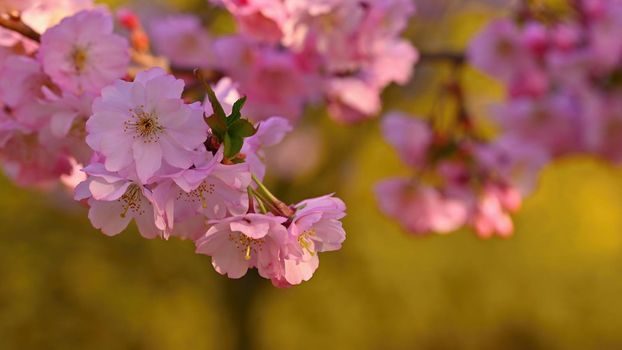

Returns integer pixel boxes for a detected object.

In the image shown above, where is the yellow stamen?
[228,232,265,261]
[123,105,164,143]
[297,229,316,256]
[244,245,251,261]
[72,47,88,73]
[119,184,142,218]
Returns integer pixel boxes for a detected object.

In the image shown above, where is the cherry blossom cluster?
[148,0,418,123]
[375,111,524,238]
[376,0,622,238]
[0,2,124,186]
[469,0,622,163]
[0,1,346,287]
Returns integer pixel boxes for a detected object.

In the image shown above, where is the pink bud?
[499,186,522,213]
[509,69,549,98]
[117,8,140,30]
[521,22,549,56]
[551,24,581,51]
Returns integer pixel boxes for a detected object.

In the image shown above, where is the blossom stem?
[246,187,256,214]
[251,174,279,203]
[0,14,40,42]
[248,187,268,214]
[251,174,295,218]
[251,185,283,215]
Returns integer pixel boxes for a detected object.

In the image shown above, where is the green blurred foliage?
[3,0,622,349]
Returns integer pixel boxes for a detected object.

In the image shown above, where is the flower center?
[71,47,88,73]
[297,229,316,256]
[69,117,87,139]
[124,105,164,143]
[228,233,265,261]
[120,184,143,218]
[177,181,217,209]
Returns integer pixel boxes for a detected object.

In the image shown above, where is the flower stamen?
[120,184,142,218]
[71,46,88,73]
[297,229,316,256]
[228,232,265,261]
[124,105,164,143]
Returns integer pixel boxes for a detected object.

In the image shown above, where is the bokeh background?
[3,0,622,349]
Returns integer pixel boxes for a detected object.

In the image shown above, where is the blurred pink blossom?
[38,9,130,95]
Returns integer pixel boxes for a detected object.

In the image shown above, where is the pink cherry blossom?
[381,112,433,168]
[0,55,49,130]
[520,22,549,57]
[375,178,468,234]
[75,162,162,238]
[368,39,418,88]
[468,19,533,82]
[508,68,549,98]
[260,194,347,287]
[151,149,251,238]
[195,213,288,279]
[475,136,550,195]
[289,194,346,254]
[587,1,622,70]
[283,0,367,71]
[491,93,584,156]
[270,253,319,287]
[149,14,215,69]
[215,37,318,121]
[359,0,415,41]
[471,183,520,239]
[326,77,382,123]
[0,108,24,148]
[1,132,72,186]
[37,88,94,164]
[38,9,130,95]
[85,67,208,184]
[241,116,292,180]
[220,0,287,43]
[41,88,93,139]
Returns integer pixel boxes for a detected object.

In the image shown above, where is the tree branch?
[419,51,466,65]
[0,15,40,42]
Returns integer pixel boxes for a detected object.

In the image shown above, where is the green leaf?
[205,115,227,140]
[227,96,247,126]
[205,84,227,120]
[196,69,227,139]
[224,133,244,159]
[228,119,257,138]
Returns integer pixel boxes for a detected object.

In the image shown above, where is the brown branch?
[0,15,40,42]
[419,51,466,65]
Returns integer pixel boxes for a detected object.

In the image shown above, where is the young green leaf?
[223,133,245,159]
[227,96,247,126]
[205,115,227,140]
[228,119,257,138]
[205,83,227,121]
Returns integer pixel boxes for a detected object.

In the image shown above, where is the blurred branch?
[173,66,225,82]
[419,51,466,65]
[0,14,40,42]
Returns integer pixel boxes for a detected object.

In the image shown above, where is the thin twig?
[419,51,466,65]
[0,15,40,42]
